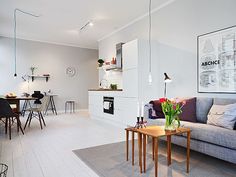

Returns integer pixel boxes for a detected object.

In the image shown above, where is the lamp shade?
[164,73,171,83]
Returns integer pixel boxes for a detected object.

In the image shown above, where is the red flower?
[159,98,167,103]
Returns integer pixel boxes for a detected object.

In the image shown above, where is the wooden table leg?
[132,131,134,166]
[126,130,129,161]
[152,137,155,161]
[187,131,190,173]
[154,137,158,177]
[143,134,146,173]
[167,135,171,166]
[138,132,143,173]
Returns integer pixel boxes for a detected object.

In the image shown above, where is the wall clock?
[66,67,76,77]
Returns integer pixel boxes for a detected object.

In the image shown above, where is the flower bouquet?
[159,98,185,131]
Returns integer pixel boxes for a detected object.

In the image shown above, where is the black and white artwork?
[198,25,236,93]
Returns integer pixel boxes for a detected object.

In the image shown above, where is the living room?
[0,0,236,177]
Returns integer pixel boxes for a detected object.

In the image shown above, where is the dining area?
[0,91,58,140]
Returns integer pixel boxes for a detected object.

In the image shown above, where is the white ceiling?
[0,0,168,49]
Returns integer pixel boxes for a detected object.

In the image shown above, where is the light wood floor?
[0,112,125,177]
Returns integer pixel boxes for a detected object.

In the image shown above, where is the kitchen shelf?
[29,75,50,82]
[99,65,122,71]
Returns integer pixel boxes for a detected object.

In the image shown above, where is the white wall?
[0,36,98,111]
[99,0,236,101]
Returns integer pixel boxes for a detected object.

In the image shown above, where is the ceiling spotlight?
[80,21,94,31]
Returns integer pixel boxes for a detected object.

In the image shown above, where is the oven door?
[103,97,114,114]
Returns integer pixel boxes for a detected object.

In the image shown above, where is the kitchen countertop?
[88,88,123,91]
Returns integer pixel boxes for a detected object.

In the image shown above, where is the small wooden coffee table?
[125,127,138,166]
[136,126,191,177]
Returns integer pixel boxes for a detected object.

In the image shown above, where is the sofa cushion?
[149,100,165,118]
[214,98,236,105]
[207,103,236,130]
[147,119,236,150]
[179,97,197,122]
[196,97,213,123]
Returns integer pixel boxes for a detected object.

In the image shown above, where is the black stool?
[65,101,75,113]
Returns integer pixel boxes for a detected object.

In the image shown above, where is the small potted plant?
[98,59,104,67]
[110,84,118,90]
[30,66,37,75]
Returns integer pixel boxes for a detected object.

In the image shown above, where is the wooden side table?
[125,127,154,170]
[125,127,137,166]
[136,126,191,177]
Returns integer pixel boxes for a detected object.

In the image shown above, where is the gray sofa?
[146,97,236,164]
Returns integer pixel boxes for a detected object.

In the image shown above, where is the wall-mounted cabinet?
[122,39,138,70]
[122,39,138,98]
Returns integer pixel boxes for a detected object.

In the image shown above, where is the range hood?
[106,42,124,71]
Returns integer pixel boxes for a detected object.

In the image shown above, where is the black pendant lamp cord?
[148,0,152,73]
[14,10,17,77]
[13,9,40,77]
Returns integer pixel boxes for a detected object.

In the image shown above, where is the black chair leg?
[9,117,12,140]
[24,111,32,130]
[5,118,8,134]
[28,111,33,127]
[17,116,24,135]
[38,112,43,129]
[40,112,46,126]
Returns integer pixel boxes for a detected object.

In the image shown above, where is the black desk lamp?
[164,73,172,98]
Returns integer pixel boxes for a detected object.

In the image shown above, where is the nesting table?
[125,125,191,177]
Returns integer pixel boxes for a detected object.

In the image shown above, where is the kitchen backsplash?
[99,68,122,89]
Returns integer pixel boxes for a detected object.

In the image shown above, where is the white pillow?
[207,103,236,130]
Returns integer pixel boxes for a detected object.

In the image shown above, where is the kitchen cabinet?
[89,39,142,127]
[122,39,138,70]
[89,91,138,127]
[122,69,138,97]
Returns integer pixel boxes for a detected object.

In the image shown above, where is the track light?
[80,21,94,31]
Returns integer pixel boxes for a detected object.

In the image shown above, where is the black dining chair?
[0,98,24,140]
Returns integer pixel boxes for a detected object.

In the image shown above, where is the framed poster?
[197,25,236,93]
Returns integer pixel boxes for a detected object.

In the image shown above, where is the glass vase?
[165,115,177,131]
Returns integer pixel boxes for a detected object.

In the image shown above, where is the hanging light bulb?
[14,73,17,78]
[148,72,152,85]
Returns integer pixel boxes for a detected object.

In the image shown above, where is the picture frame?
[197,25,236,93]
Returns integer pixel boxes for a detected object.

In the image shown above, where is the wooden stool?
[65,101,75,113]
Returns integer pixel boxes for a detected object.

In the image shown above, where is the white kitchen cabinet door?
[89,104,103,118]
[89,94,103,106]
[123,98,138,126]
[122,69,138,97]
[116,97,138,126]
[122,39,138,70]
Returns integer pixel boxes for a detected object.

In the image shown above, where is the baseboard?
[55,109,89,114]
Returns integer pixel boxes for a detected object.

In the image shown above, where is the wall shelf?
[99,65,122,72]
[29,75,50,82]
